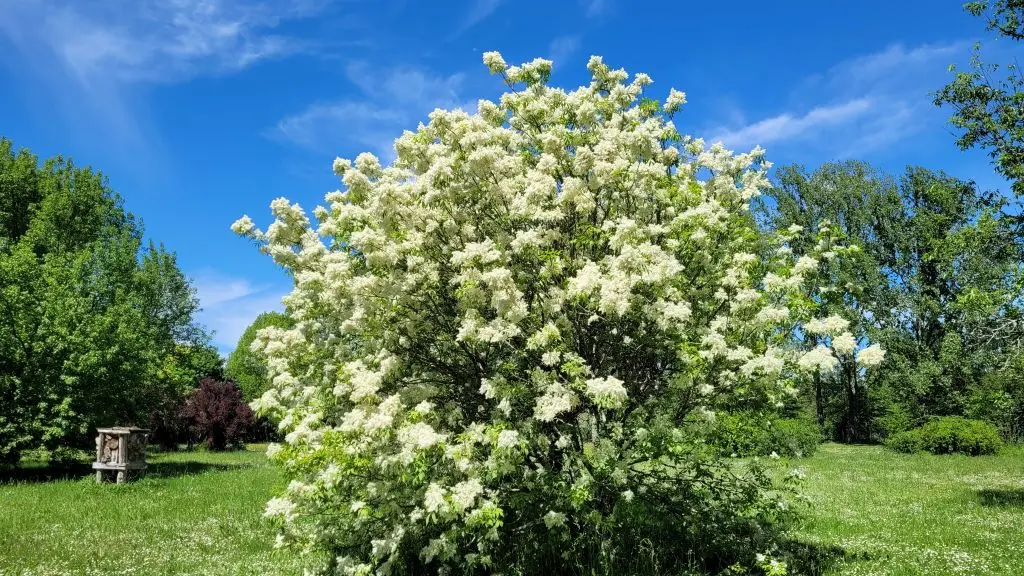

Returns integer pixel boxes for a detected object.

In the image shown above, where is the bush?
[238,53,879,574]
[772,418,822,458]
[885,417,1003,456]
[710,412,821,458]
[179,378,254,450]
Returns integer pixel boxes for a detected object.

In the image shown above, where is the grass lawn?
[0,445,310,576]
[792,443,1024,575]
[1,443,1023,575]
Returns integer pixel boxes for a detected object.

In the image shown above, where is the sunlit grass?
[792,443,1024,575]
[2,443,1023,575]
[0,445,313,576]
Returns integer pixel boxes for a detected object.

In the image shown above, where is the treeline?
[759,162,1024,443]
[0,138,224,462]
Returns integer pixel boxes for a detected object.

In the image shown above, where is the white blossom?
[831,332,857,355]
[543,511,567,529]
[230,215,256,235]
[451,478,483,511]
[804,314,850,336]
[585,376,628,409]
[496,429,520,449]
[664,88,687,112]
[798,345,839,374]
[424,483,447,513]
[857,344,886,367]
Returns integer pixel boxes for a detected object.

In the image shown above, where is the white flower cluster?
[237,51,884,573]
[856,343,886,367]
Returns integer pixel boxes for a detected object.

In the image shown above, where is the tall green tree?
[935,1,1024,198]
[763,161,1022,441]
[763,161,902,441]
[225,311,293,402]
[0,138,211,462]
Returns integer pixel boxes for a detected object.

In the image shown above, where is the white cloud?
[0,0,328,157]
[192,270,288,354]
[582,0,610,17]
[549,35,581,67]
[274,62,472,158]
[713,99,872,147]
[449,0,502,39]
[0,0,323,86]
[710,41,973,156]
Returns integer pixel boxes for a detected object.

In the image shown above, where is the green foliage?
[224,311,293,402]
[882,429,926,454]
[708,412,821,458]
[763,161,1024,444]
[0,138,209,462]
[936,1,1024,197]
[966,356,1024,441]
[885,417,1003,456]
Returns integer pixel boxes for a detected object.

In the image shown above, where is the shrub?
[710,412,820,457]
[237,53,880,574]
[883,429,924,454]
[147,401,188,451]
[771,418,822,457]
[179,378,254,450]
[885,417,1003,456]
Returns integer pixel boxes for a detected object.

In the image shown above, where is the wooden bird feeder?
[92,427,150,483]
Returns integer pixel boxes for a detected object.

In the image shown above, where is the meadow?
[0,446,314,576]
[2,443,1022,575]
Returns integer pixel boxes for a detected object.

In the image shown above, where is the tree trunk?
[814,373,825,430]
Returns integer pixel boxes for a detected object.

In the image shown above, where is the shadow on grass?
[0,461,93,484]
[1,456,254,484]
[143,460,252,479]
[781,539,866,575]
[977,488,1024,508]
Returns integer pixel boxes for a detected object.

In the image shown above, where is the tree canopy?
[762,160,1024,441]
[936,0,1024,198]
[225,311,294,402]
[0,138,214,462]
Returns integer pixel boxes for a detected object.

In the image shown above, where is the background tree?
[761,161,901,441]
[935,0,1024,198]
[763,161,1023,441]
[225,311,294,402]
[0,138,210,462]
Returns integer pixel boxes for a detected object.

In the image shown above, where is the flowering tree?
[235,54,882,574]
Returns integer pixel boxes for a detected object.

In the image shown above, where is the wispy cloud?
[274,62,471,159]
[711,41,972,156]
[449,0,502,40]
[582,0,611,18]
[714,99,873,148]
[549,35,581,67]
[0,0,323,86]
[0,0,328,156]
[192,269,288,354]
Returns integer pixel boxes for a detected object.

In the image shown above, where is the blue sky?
[0,0,1018,353]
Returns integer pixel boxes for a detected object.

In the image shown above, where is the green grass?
[0,445,310,576]
[2,443,1023,575]
[791,442,1024,575]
